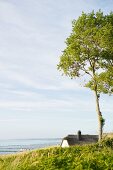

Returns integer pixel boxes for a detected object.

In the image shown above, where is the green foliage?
[58,10,113,94]
[86,67,113,94]
[100,138,113,148]
[98,67,113,94]
[100,115,105,129]
[1,140,113,170]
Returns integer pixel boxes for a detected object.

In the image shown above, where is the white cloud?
[0,97,95,113]
[0,60,84,92]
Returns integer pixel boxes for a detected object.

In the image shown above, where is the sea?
[0,138,61,155]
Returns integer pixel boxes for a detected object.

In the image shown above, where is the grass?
[0,138,113,170]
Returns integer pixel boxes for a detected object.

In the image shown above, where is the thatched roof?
[62,135,79,146]
[61,133,98,146]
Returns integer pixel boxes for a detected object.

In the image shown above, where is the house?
[61,130,98,147]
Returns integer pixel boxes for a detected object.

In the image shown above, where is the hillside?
[0,139,113,170]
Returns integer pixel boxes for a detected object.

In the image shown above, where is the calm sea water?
[0,138,61,155]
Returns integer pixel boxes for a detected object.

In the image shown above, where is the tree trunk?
[94,90,102,141]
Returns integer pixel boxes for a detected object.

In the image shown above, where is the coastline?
[0,138,61,155]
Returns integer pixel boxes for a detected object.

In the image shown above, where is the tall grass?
[0,138,113,170]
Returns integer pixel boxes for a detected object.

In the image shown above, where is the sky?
[0,0,113,139]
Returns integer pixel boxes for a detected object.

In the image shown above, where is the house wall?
[61,140,69,148]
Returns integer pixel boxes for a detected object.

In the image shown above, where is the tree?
[57,10,113,141]
[94,67,113,95]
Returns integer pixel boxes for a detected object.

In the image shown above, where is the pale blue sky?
[0,0,113,139]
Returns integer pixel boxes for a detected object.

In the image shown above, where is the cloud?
[0,59,85,92]
[0,96,95,113]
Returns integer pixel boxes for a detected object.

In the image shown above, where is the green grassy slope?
[0,139,113,170]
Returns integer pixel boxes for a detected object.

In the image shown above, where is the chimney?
[77,130,81,141]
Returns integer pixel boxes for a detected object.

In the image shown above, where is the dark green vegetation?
[0,139,113,170]
[58,10,113,140]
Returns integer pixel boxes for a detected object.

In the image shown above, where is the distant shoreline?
[0,138,61,155]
